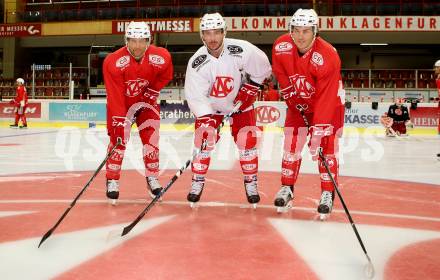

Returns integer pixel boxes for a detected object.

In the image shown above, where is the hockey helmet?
[16,78,25,85]
[200,13,226,32]
[434,60,440,67]
[125,21,151,44]
[289,9,319,34]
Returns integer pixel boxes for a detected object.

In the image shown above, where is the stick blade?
[121,224,135,237]
[106,228,123,242]
[364,261,375,279]
[38,229,53,248]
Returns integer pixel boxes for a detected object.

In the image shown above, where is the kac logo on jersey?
[255,106,280,124]
[116,55,130,68]
[149,54,165,65]
[289,74,315,99]
[210,76,234,98]
[311,52,324,66]
[125,78,149,97]
[275,42,293,53]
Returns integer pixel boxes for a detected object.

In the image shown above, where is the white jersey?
[184,38,272,117]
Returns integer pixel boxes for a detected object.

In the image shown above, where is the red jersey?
[15,85,28,106]
[103,45,173,130]
[263,88,279,101]
[272,35,345,129]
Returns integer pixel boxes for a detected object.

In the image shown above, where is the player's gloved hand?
[110,116,132,146]
[380,113,393,128]
[406,120,414,129]
[308,124,333,161]
[280,85,297,109]
[142,88,160,105]
[234,83,261,111]
[9,99,17,105]
[194,115,219,151]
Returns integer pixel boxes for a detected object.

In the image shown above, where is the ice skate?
[9,124,18,128]
[147,176,163,199]
[317,190,334,220]
[187,177,205,208]
[274,185,294,213]
[19,124,28,129]
[106,179,119,205]
[244,177,260,209]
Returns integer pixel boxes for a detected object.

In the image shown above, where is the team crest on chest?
[289,74,315,98]
[210,76,234,98]
[125,78,149,97]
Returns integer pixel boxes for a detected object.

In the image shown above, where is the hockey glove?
[110,116,132,146]
[142,88,160,105]
[280,85,297,109]
[308,124,333,161]
[234,83,261,111]
[194,115,219,151]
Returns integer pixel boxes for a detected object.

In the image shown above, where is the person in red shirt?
[9,78,28,129]
[103,21,173,203]
[262,82,279,101]
[271,9,345,217]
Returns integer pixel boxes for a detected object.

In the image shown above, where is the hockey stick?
[317,148,375,278]
[296,104,375,278]
[108,102,243,238]
[38,138,122,248]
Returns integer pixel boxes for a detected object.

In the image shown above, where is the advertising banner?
[49,103,106,121]
[255,102,286,127]
[160,102,194,124]
[225,16,439,32]
[0,102,42,118]
[112,19,193,33]
[0,23,42,37]
[410,106,439,127]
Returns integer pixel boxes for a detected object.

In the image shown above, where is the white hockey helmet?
[434,60,440,67]
[200,13,226,32]
[16,78,25,85]
[125,21,151,44]
[289,8,319,34]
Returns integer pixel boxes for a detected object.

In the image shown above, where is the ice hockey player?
[103,21,173,204]
[380,98,411,136]
[9,78,28,129]
[271,9,345,219]
[184,13,272,208]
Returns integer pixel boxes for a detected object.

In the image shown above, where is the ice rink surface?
[0,126,439,280]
